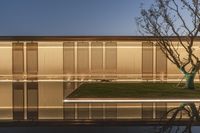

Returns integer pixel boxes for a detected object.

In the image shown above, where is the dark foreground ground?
[1,126,200,133]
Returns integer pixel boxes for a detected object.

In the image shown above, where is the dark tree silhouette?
[157,102,200,133]
[136,0,200,89]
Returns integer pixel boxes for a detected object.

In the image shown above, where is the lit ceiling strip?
[63,99,200,103]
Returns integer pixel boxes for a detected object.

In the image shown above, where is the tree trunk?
[185,73,195,90]
[188,103,200,121]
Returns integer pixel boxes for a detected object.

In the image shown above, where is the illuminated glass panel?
[77,103,89,119]
[12,43,24,74]
[91,103,103,119]
[155,102,167,119]
[63,82,76,97]
[64,103,75,120]
[0,43,12,75]
[117,42,135,75]
[167,103,180,119]
[77,42,89,74]
[105,42,117,78]
[38,82,63,119]
[27,82,38,120]
[38,42,63,75]
[26,43,38,74]
[142,42,153,80]
[63,42,75,74]
[105,103,117,119]
[142,103,153,119]
[156,47,167,80]
[117,103,142,119]
[13,82,24,120]
[63,82,76,120]
[0,82,12,120]
[91,42,103,74]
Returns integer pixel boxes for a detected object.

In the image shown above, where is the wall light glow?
[63,99,200,103]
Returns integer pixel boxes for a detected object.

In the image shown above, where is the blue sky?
[0,0,153,36]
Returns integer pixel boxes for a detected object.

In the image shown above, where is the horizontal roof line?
[0,36,200,41]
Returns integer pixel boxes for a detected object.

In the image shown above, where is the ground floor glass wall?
[0,41,200,81]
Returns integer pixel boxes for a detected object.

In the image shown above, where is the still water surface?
[0,126,200,133]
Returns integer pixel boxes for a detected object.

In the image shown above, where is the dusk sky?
[0,0,153,36]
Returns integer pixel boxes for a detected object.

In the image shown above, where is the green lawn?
[68,82,200,98]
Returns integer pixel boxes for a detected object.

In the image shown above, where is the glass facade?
[0,37,199,122]
[91,42,103,79]
[77,42,89,75]
[12,43,24,75]
[142,42,153,80]
[0,40,199,81]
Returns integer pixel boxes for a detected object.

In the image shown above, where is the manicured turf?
[68,83,200,98]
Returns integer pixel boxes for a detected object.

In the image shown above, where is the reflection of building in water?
[0,36,200,121]
[0,82,196,121]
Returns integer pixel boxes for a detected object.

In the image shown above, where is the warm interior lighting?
[63,99,200,103]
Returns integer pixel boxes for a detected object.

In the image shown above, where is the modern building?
[1,36,200,81]
[0,36,199,122]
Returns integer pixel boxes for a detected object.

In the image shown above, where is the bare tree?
[136,0,200,89]
[157,102,200,133]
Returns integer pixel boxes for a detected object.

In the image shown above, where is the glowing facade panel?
[91,42,103,74]
[63,42,75,74]
[26,43,38,74]
[77,42,89,74]
[12,43,24,74]
[142,42,153,80]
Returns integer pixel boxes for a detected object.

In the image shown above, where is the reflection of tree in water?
[157,103,200,133]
